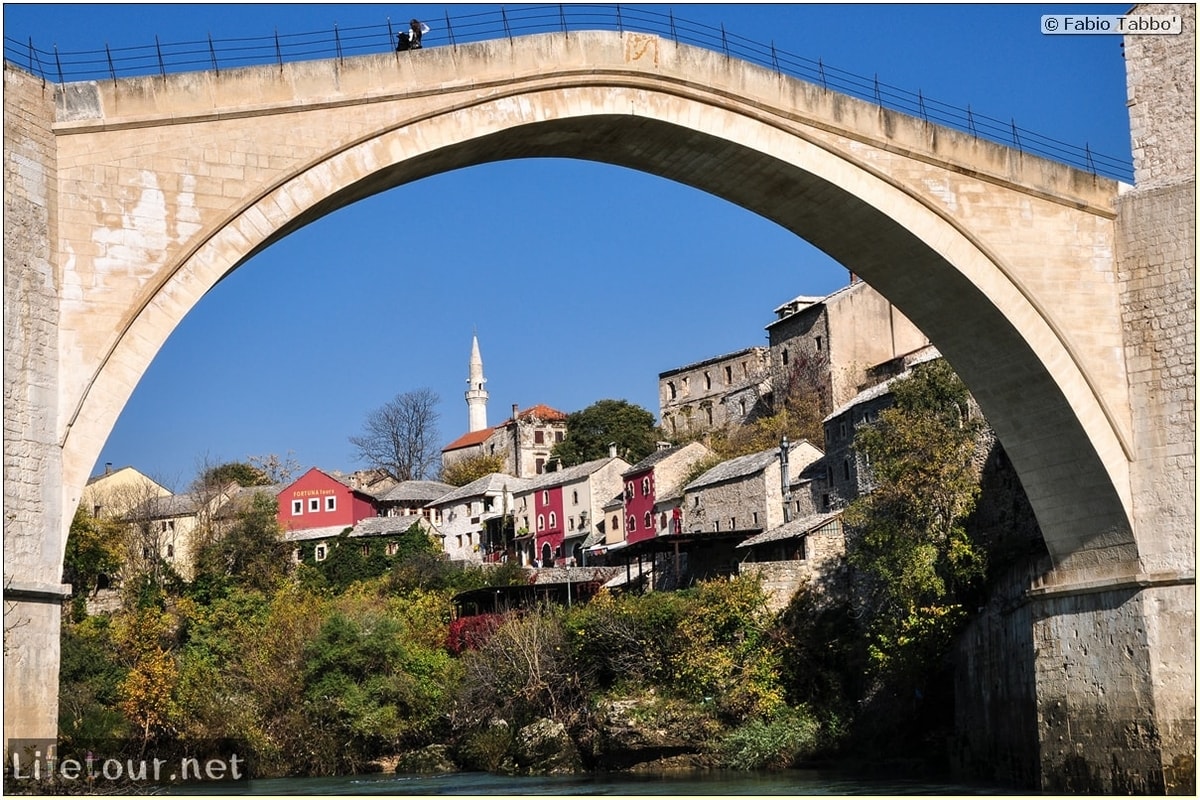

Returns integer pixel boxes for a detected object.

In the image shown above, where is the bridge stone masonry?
[3,4,1193,792]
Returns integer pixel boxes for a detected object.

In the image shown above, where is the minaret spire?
[466,333,489,432]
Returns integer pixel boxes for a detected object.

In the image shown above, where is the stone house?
[514,452,631,567]
[658,346,771,437]
[378,479,454,524]
[125,484,240,581]
[427,472,530,563]
[288,514,440,567]
[81,463,171,519]
[737,511,846,612]
[682,439,824,538]
[442,403,569,478]
[620,441,712,544]
[818,345,943,510]
[766,277,930,415]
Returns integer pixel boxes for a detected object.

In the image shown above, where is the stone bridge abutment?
[4,15,1193,792]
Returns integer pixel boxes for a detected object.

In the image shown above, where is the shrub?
[446,613,505,655]
[717,707,822,770]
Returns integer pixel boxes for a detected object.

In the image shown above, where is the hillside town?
[79,273,1024,614]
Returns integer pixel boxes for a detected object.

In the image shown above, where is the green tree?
[441,453,505,487]
[199,461,271,487]
[193,492,288,595]
[843,359,986,680]
[63,505,125,599]
[551,399,658,466]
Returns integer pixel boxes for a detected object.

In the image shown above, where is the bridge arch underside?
[66,106,1134,574]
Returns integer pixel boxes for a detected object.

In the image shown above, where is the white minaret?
[466,334,489,432]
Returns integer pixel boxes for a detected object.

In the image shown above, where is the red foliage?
[445,612,504,655]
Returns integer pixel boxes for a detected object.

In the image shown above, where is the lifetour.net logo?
[5,740,250,789]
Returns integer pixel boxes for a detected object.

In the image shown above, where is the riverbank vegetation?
[58,361,1034,779]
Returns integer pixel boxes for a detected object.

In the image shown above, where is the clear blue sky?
[2,3,1133,490]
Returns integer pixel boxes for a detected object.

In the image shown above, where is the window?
[572,490,579,505]
[839,421,848,440]
[361,543,370,557]
[826,465,834,485]
[660,512,668,530]
[682,376,690,395]
[815,335,823,352]
[729,517,736,530]
[568,516,575,530]
[704,371,712,390]
[628,515,637,532]
[670,417,678,433]
[537,514,545,531]
[542,490,550,504]
[782,348,790,366]
[315,545,327,561]
[166,544,175,558]
[612,515,620,531]
[843,459,851,481]
[705,406,713,425]
[822,494,831,511]
[386,541,399,556]
[739,399,747,416]
[668,381,677,400]
[626,482,635,500]
[292,499,304,515]
[641,477,651,496]
[556,430,564,442]
[714,520,721,532]
[644,512,652,529]
[693,495,700,508]
[325,496,336,512]
[293,548,302,563]
[535,430,545,444]
[549,512,557,528]
[536,458,545,474]
[725,365,732,384]
[752,511,759,526]
[484,497,494,512]
[308,497,320,513]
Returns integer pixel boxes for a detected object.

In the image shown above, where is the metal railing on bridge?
[4,3,1133,182]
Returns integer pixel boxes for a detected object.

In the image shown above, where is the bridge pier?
[1028,573,1195,793]
[3,586,71,745]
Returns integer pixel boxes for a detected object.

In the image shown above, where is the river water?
[168,768,1030,795]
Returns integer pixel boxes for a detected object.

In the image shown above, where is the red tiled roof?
[516,404,568,422]
[441,427,495,452]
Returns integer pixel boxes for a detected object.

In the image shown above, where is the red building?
[623,467,657,545]
[533,484,566,564]
[277,467,380,532]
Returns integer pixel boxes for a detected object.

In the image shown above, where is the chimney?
[779,436,792,524]
[512,403,519,421]
[105,462,113,475]
[608,442,618,458]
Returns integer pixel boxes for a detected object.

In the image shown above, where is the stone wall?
[3,65,67,742]
[1111,5,1196,793]
[1124,4,1197,189]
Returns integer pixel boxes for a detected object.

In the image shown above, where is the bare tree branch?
[349,388,442,481]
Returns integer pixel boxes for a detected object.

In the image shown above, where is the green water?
[167,768,1029,795]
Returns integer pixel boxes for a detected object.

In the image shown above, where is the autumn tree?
[551,399,658,467]
[441,453,505,487]
[349,388,442,481]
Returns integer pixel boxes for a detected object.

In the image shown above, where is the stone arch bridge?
[4,24,1193,792]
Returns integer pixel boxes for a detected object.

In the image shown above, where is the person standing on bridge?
[396,18,430,51]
